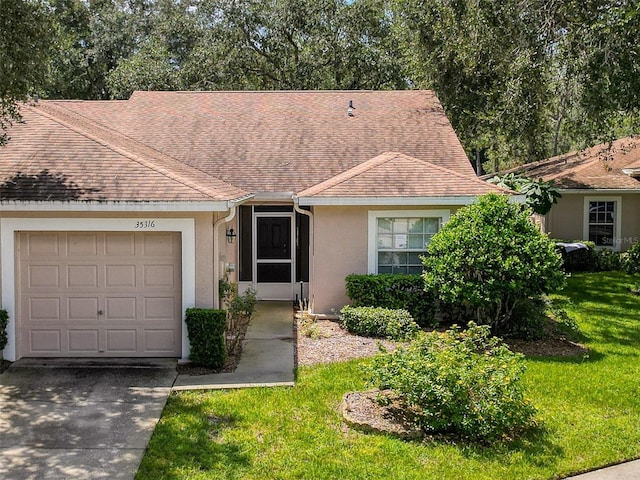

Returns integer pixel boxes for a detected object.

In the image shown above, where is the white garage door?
[18,231,182,357]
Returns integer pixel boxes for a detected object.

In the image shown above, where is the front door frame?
[252,211,295,300]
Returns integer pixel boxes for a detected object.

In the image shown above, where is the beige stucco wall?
[547,192,640,251]
[311,204,461,315]
[0,210,220,310]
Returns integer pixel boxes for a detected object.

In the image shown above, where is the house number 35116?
[135,220,156,229]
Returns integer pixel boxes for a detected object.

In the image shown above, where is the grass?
[137,272,640,480]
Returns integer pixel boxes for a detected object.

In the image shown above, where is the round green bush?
[423,193,565,337]
[369,322,537,441]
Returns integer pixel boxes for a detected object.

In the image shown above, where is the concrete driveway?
[0,359,177,480]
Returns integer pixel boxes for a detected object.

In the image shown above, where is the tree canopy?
[1,0,638,168]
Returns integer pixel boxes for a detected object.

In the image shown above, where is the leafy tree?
[0,0,52,145]
[488,173,562,215]
[423,193,565,336]
[107,0,407,98]
[391,0,552,170]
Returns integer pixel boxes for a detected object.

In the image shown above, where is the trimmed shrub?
[594,249,623,271]
[0,309,8,354]
[369,322,537,441]
[424,193,566,337]
[345,274,437,327]
[624,241,640,274]
[339,306,419,340]
[185,308,227,369]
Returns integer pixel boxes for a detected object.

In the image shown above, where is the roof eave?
[296,194,524,206]
[0,200,233,212]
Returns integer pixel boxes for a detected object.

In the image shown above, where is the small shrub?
[594,249,623,271]
[623,241,640,274]
[185,308,227,369]
[339,306,419,340]
[369,322,537,442]
[0,309,8,355]
[220,281,258,356]
[345,274,437,327]
[297,311,324,339]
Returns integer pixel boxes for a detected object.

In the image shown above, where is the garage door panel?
[26,233,60,256]
[30,330,62,353]
[106,330,137,352]
[67,233,98,256]
[28,265,60,288]
[105,265,136,287]
[143,233,176,256]
[67,265,98,287]
[144,297,176,319]
[105,297,137,319]
[29,297,61,320]
[144,330,176,352]
[68,297,100,320]
[143,265,176,287]
[105,233,136,256]
[68,330,99,352]
[18,231,182,357]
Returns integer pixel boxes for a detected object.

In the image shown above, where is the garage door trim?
[1,218,195,361]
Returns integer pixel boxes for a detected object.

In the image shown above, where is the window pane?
[393,219,408,234]
[393,234,408,249]
[408,252,423,265]
[589,225,614,246]
[377,218,392,234]
[408,266,423,275]
[392,265,408,274]
[391,252,408,265]
[408,219,423,233]
[408,234,424,249]
[378,251,393,265]
[378,234,392,249]
[378,266,392,274]
[424,218,440,233]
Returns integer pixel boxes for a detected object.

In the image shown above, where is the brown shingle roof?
[43,90,475,193]
[499,136,640,190]
[0,107,246,203]
[298,152,510,198]
[1,90,489,204]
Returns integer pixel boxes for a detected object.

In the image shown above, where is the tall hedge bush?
[185,308,227,369]
[423,193,565,337]
[345,274,437,327]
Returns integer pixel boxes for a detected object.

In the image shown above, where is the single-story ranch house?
[0,90,510,362]
[501,136,640,252]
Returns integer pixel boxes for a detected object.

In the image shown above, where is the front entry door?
[254,214,294,299]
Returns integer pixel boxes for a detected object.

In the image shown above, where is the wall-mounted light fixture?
[226,227,237,243]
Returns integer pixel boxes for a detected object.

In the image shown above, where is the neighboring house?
[499,136,640,251]
[0,90,510,362]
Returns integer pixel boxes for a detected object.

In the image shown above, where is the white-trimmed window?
[584,196,621,251]
[368,210,450,274]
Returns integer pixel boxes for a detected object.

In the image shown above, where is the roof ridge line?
[299,152,514,196]
[298,152,397,196]
[34,103,247,201]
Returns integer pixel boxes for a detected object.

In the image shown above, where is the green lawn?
[137,272,640,480]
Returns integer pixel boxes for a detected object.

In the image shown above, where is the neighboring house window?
[584,197,621,251]
[368,210,450,274]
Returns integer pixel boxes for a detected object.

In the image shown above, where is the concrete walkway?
[565,459,640,479]
[173,301,295,390]
[0,358,176,480]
